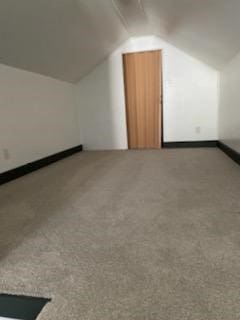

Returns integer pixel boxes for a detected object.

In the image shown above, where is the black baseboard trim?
[0,145,83,185]
[163,140,240,166]
[0,141,238,186]
[163,141,218,148]
[217,141,240,165]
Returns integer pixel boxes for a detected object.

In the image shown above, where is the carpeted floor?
[0,148,240,320]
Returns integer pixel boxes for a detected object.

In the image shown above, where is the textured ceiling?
[0,0,240,82]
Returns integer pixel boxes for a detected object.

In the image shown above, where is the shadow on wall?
[76,52,128,150]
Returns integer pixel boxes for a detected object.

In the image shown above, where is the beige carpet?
[0,149,240,320]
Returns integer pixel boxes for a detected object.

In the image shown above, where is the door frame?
[122,49,164,149]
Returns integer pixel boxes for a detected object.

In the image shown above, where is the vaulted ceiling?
[0,0,240,83]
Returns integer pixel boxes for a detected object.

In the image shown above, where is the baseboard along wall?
[0,140,239,186]
[0,145,83,185]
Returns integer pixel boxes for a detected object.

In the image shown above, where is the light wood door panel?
[123,50,161,149]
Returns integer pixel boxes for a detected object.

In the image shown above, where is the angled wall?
[75,36,219,150]
[219,51,240,153]
[0,64,80,173]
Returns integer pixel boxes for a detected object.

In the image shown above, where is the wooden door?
[123,50,161,149]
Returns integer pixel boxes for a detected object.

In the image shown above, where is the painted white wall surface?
[219,51,240,153]
[0,64,80,173]
[75,36,219,150]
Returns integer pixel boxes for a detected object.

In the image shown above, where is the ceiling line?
[138,0,148,21]
[138,0,155,35]
[111,0,131,36]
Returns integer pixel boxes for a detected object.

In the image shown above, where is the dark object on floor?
[0,294,50,320]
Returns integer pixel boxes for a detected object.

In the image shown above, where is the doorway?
[123,50,162,149]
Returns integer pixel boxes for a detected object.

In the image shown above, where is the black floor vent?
[0,294,50,320]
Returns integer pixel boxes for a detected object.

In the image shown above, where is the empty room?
[0,0,240,319]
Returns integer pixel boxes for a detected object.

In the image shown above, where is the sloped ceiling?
[0,0,240,82]
[0,0,128,83]
[114,0,240,70]
[146,0,240,70]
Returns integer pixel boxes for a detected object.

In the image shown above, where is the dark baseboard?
[217,141,240,165]
[0,141,239,186]
[0,145,83,185]
[163,141,218,148]
[163,140,240,166]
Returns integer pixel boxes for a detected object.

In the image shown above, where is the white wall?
[0,64,80,173]
[219,51,240,153]
[75,36,219,150]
